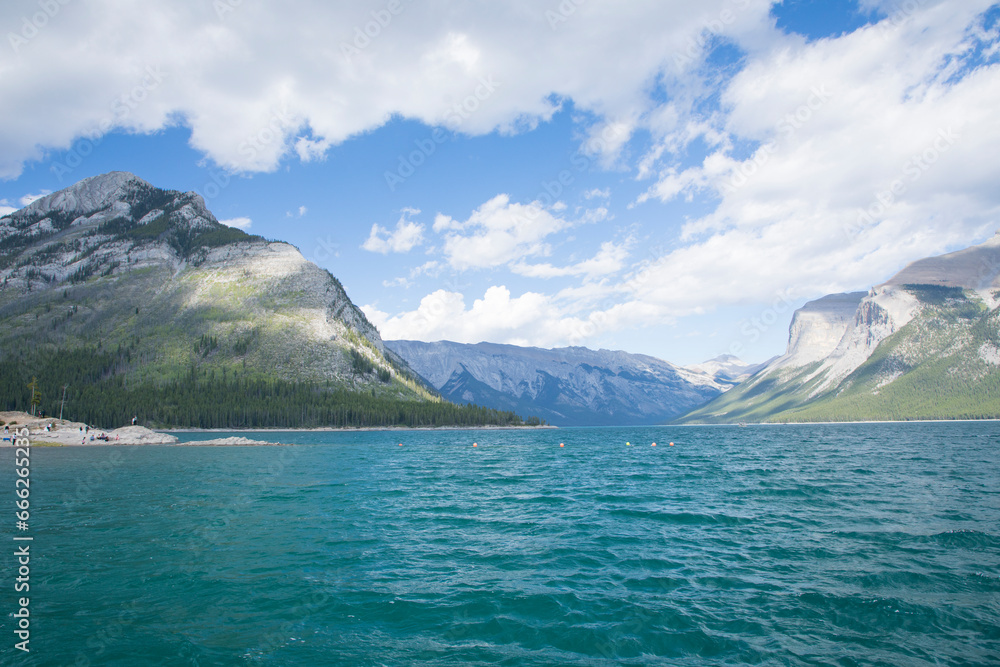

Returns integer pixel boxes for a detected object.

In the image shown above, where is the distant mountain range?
[385,340,760,426]
[391,235,1000,425]
[679,233,1000,423]
[0,172,525,428]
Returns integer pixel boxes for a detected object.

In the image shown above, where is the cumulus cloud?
[368,3,1000,351]
[0,0,776,178]
[363,279,668,349]
[431,194,613,272]
[583,188,611,200]
[628,0,1000,312]
[362,211,425,254]
[363,285,596,347]
[432,194,575,270]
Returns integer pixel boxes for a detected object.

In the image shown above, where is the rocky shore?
[0,412,286,446]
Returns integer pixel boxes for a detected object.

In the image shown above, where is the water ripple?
[3,422,999,665]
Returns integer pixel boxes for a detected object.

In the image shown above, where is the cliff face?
[813,286,921,394]
[678,234,1000,423]
[772,292,866,371]
[386,340,731,426]
[0,172,424,396]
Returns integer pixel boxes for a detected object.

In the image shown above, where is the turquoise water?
[3,423,999,665]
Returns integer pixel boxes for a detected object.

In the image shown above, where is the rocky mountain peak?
[882,233,1000,291]
[21,171,152,219]
[0,172,413,396]
[0,170,250,282]
[2,170,222,241]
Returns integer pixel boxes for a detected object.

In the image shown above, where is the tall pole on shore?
[59,384,68,421]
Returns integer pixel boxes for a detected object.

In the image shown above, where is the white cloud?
[0,0,777,178]
[382,261,443,288]
[363,280,669,349]
[628,1,1000,311]
[410,260,441,277]
[382,277,411,288]
[512,239,631,279]
[364,285,595,347]
[219,216,252,230]
[362,213,425,254]
[583,188,610,200]
[294,137,331,163]
[20,192,50,206]
[581,117,636,167]
[433,194,593,270]
[374,2,1000,351]
[0,199,16,216]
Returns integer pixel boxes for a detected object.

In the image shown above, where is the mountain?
[685,354,773,384]
[0,172,525,428]
[679,234,1000,423]
[385,340,736,426]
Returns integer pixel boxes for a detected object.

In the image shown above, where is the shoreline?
[0,411,554,447]
[161,424,558,433]
[26,440,292,447]
[675,418,1000,426]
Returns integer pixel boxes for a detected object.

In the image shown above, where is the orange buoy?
[472,443,478,447]
[652,442,657,446]
[559,443,564,447]
[669,442,674,446]
[398,443,403,446]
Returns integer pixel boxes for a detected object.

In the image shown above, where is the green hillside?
[674,362,828,424]
[0,346,528,429]
[0,173,538,428]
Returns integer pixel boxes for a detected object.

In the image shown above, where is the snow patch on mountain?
[686,354,771,384]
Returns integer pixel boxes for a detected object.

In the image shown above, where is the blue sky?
[2,0,999,365]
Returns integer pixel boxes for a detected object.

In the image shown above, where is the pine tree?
[26,377,41,416]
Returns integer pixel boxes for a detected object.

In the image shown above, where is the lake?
[3,422,999,665]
